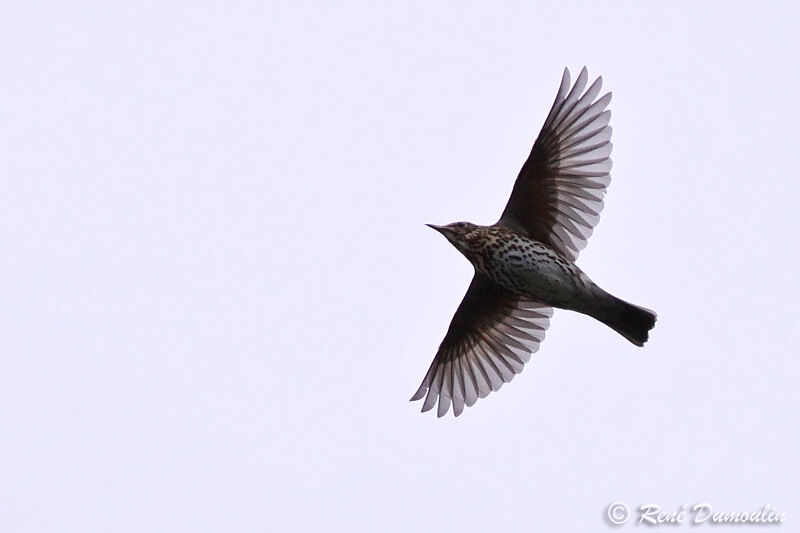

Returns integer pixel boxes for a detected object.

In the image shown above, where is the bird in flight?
[412,67,656,417]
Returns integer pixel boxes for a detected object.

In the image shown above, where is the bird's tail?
[592,294,657,347]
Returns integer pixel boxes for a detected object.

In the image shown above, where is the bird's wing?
[411,273,552,417]
[499,67,613,262]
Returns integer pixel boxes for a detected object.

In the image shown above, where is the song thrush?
[412,67,656,417]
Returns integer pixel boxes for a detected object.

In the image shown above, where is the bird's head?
[426,222,484,262]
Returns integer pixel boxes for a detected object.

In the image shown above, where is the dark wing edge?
[410,274,553,418]
[500,66,613,261]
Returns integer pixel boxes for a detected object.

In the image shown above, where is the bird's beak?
[426,223,448,235]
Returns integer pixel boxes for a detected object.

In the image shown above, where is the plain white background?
[2,2,798,531]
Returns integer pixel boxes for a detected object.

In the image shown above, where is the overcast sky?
[2,2,799,532]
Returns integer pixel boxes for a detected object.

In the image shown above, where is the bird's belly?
[483,249,594,309]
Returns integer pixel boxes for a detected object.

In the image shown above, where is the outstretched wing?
[411,273,553,417]
[500,67,613,261]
